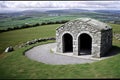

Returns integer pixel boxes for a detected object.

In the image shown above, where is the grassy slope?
[0,23,120,79]
[0,40,119,79]
[109,23,120,34]
[0,24,61,53]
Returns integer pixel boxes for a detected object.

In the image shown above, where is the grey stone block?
[56,18,112,58]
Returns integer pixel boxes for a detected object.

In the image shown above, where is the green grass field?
[109,23,120,34]
[0,23,120,79]
[0,15,79,30]
[0,12,112,30]
[0,24,61,53]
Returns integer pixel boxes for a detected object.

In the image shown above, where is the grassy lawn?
[0,39,120,79]
[109,23,120,34]
[0,24,61,53]
[0,23,120,79]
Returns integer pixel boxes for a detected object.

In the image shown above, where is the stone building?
[56,18,112,58]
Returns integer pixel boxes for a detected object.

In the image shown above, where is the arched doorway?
[78,33,92,55]
[63,33,73,52]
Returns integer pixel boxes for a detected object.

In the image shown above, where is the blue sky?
[0,1,120,11]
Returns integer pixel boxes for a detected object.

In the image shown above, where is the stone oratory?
[56,18,112,58]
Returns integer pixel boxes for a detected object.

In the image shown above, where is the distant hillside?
[1,9,120,18]
[93,10,120,14]
[46,9,91,14]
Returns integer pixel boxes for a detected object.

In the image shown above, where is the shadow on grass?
[103,46,120,57]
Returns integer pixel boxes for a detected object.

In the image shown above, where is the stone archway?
[78,33,92,55]
[62,33,73,53]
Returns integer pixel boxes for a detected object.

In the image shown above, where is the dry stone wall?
[56,18,112,58]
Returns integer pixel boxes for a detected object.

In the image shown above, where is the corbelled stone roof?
[57,18,112,31]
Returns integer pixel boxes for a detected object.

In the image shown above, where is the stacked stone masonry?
[56,18,112,58]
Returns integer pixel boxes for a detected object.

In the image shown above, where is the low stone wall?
[113,33,120,41]
[19,37,56,48]
[5,37,56,53]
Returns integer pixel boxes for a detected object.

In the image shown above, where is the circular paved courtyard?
[25,43,99,65]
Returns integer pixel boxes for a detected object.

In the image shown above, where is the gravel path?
[25,43,97,65]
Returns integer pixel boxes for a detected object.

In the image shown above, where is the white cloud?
[0,1,120,10]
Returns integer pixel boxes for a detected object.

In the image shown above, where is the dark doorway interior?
[79,33,92,55]
[63,33,73,52]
